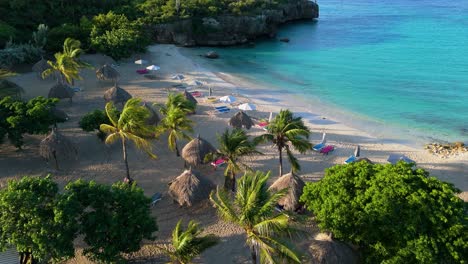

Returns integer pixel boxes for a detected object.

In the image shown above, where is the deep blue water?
[185,0,468,143]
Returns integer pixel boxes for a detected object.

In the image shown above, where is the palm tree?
[157,105,193,157]
[160,220,219,264]
[42,38,91,85]
[255,109,311,176]
[99,98,157,183]
[159,93,196,115]
[208,128,260,192]
[210,171,302,264]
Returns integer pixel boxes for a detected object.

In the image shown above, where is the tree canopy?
[300,161,468,264]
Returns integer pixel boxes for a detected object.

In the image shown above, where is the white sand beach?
[1,44,466,263]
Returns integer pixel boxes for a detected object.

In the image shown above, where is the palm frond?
[100,124,118,134]
[103,132,120,145]
[210,188,239,223]
[285,145,300,172]
[125,132,157,159]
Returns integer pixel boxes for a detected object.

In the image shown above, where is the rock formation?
[151,0,319,46]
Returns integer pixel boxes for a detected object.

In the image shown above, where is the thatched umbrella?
[48,83,74,102]
[50,107,69,123]
[181,135,216,167]
[308,233,359,264]
[103,85,132,105]
[229,111,254,130]
[96,64,120,84]
[142,102,160,126]
[182,90,197,105]
[0,79,24,99]
[32,58,51,79]
[168,168,213,207]
[39,128,77,169]
[268,171,306,211]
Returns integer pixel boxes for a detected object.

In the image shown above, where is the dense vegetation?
[0,0,294,61]
[0,176,157,263]
[300,161,468,264]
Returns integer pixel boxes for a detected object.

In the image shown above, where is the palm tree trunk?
[53,151,59,170]
[175,139,180,157]
[230,171,236,192]
[250,245,257,264]
[122,138,132,183]
[278,146,283,177]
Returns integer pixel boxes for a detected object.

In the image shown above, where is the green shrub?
[301,162,468,263]
[46,19,92,52]
[90,12,149,60]
[79,109,112,141]
[0,41,43,68]
[0,21,16,48]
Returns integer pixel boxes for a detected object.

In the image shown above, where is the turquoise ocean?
[183,0,468,144]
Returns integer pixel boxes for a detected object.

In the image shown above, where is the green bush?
[300,162,468,263]
[90,12,150,60]
[0,21,16,48]
[79,109,111,141]
[0,41,43,68]
[46,18,92,52]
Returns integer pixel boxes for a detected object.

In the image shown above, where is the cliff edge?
[151,0,319,46]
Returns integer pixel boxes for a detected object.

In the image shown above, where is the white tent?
[171,74,185,80]
[238,103,256,111]
[219,95,236,103]
[134,59,148,65]
[146,65,161,71]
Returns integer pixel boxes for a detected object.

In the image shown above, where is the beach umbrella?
[134,59,148,65]
[354,145,360,157]
[181,135,216,167]
[182,90,198,105]
[0,79,24,99]
[219,95,236,103]
[50,107,69,122]
[209,87,213,96]
[48,83,74,102]
[229,111,254,130]
[387,154,415,164]
[309,233,359,264]
[268,171,306,212]
[188,80,203,86]
[96,64,120,83]
[142,102,160,126]
[103,85,132,105]
[171,74,185,80]
[238,103,256,111]
[168,168,213,207]
[32,57,51,79]
[39,128,77,169]
[146,65,160,71]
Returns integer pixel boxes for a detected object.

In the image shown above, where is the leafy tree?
[160,220,219,264]
[207,128,259,192]
[157,105,193,157]
[79,109,112,141]
[100,98,157,183]
[300,161,468,264]
[210,170,301,264]
[62,180,158,263]
[0,96,63,148]
[159,93,196,115]
[90,12,149,60]
[255,109,311,176]
[0,176,76,264]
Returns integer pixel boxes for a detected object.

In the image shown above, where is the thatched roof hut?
[32,58,51,78]
[0,79,24,99]
[96,64,120,83]
[168,168,213,207]
[50,107,69,122]
[48,83,74,102]
[182,90,197,105]
[181,135,216,167]
[39,129,77,169]
[142,102,160,126]
[308,233,359,264]
[229,111,254,130]
[103,85,132,105]
[268,172,305,211]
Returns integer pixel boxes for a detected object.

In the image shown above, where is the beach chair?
[151,192,162,207]
[215,106,229,110]
[320,145,334,155]
[215,108,231,114]
[190,91,203,97]
[211,158,226,170]
[344,155,357,164]
[136,69,149,74]
[344,145,360,164]
[312,132,327,151]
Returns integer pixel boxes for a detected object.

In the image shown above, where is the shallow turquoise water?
[185,0,468,143]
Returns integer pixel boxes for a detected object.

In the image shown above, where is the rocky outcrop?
[425,142,468,158]
[151,0,319,46]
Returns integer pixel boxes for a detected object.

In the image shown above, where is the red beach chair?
[320,145,334,155]
[190,91,203,97]
[136,69,149,74]
[211,158,227,170]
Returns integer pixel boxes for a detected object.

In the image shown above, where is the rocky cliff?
[151,0,319,46]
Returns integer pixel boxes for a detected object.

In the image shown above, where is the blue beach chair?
[312,132,327,151]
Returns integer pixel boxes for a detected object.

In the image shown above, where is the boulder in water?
[205,51,219,59]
